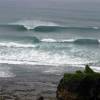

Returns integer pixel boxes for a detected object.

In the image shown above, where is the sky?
[0,0,100,11]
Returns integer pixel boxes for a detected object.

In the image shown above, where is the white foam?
[0,71,14,77]
[0,67,15,77]
[10,20,59,30]
[92,27,99,30]
[61,39,75,43]
[0,59,52,66]
[0,49,91,66]
[41,38,57,42]
[0,42,37,48]
[0,59,100,74]
[0,40,99,73]
[98,40,100,43]
[41,38,75,43]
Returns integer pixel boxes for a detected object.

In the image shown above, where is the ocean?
[0,0,100,77]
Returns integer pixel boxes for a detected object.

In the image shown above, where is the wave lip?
[41,38,57,42]
[0,42,37,48]
[41,38,75,43]
[41,38,100,44]
[1,20,100,32]
[10,20,59,30]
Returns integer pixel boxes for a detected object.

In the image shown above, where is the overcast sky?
[0,0,100,10]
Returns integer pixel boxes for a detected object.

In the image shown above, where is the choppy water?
[0,0,100,77]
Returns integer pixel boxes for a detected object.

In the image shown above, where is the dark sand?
[0,63,83,100]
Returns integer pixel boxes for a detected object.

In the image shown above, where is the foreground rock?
[56,65,100,100]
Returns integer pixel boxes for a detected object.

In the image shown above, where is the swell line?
[0,38,99,49]
[0,24,99,32]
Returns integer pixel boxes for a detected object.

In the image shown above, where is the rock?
[56,65,100,100]
[37,96,44,100]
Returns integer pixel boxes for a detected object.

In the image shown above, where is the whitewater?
[0,19,100,67]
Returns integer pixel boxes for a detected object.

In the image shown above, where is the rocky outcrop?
[56,65,100,100]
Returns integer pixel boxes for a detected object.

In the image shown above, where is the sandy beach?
[0,63,84,100]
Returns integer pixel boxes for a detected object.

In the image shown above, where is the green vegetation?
[57,65,100,100]
[63,65,100,82]
[84,65,94,73]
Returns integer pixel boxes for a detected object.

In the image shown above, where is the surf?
[0,20,100,32]
[0,37,99,48]
[0,37,99,67]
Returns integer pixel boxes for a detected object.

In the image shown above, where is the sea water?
[0,0,100,77]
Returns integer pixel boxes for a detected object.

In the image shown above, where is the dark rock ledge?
[56,65,100,100]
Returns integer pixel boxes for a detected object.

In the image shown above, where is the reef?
[56,65,100,100]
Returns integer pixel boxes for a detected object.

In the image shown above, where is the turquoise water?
[0,0,100,67]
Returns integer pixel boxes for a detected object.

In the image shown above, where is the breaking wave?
[41,38,100,44]
[1,25,99,32]
[7,20,59,31]
[0,37,99,66]
[0,20,100,32]
[0,42,37,48]
[0,38,100,48]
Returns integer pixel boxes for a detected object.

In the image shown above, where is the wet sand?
[0,64,83,100]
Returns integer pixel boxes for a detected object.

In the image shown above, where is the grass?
[63,65,100,82]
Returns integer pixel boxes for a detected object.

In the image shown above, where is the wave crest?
[0,20,100,32]
[0,42,37,48]
[41,38,100,44]
[0,37,99,47]
[10,20,59,30]
[0,36,40,48]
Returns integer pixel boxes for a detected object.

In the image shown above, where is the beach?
[0,63,85,100]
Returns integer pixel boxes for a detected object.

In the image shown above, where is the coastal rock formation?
[56,65,100,100]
